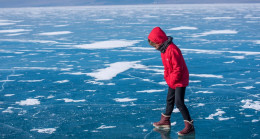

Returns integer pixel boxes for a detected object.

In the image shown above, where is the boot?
[153,113,171,129]
[178,120,195,136]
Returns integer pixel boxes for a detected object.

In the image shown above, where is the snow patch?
[241,99,260,111]
[255,40,260,44]
[18,79,44,82]
[94,19,113,21]
[195,91,214,94]
[38,31,72,36]
[171,122,177,126]
[136,89,164,93]
[0,23,16,26]
[54,80,69,83]
[0,29,31,33]
[0,39,58,44]
[203,17,235,20]
[30,128,56,134]
[4,94,15,97]
[97,125,116,129]
[14,67,58,70]
[227,56,245,59]
[242,86,255,90]
[193,30,238,37]
[218,117,235,121]
[56,98,86,103]
[168,26,198,30]
[87,61,138,80]
[114,98,137,102]
[2,107,14,113]
[74,40,140,49]
[205,109,225,120]
[16,99,40,106]
[190,74,223,78]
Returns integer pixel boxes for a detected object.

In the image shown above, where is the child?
[148,27,195,136]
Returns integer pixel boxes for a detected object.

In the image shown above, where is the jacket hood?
[148,27,168,45]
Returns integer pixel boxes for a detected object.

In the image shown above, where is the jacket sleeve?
[167,49,183,88]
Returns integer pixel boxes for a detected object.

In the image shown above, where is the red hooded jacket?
[148,27,189,89]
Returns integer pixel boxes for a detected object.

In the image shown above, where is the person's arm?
[167,49,183,88]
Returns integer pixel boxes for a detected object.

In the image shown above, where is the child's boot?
[153,113,171,129]
[178,120,195,136]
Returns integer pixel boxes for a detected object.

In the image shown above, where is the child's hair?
[148,39,157,46]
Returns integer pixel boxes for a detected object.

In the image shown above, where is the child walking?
[148,27,195,136]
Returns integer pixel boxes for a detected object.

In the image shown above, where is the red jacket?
[148,27,189,89]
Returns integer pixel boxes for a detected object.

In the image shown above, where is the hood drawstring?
[157,36,173,53]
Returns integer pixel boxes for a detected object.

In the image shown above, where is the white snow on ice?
[168,26,198,30]
[190,74,223,78]
[195,91,214,94]
[97,125,116,129]
[2,107,14,113]
[54,80,69,83]
[74,40,140,49]
[16,99,40,106]
[56,98,86,103]
[87,61,139,80]
[205,109,225,120]
[14,67,58,70]
[38,31,72,36]
[241,86,255,90]
[182,48,260,56]
[192,30,237,37]
[114,98,137,102]
[18,79,44,82]
[30,128,56,134]
[241,99,260,111]
[0,23,16,26]
[171,122,177,126]
[136,89,165,93]
[203,17,235,20]
[94,19,113,22]
[0,39,58,44]
[0,29,31,33]
[4,94,15,97]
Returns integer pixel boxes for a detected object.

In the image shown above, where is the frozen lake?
[0,3,260,138]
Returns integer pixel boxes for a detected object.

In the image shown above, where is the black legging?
[164,87,192,121]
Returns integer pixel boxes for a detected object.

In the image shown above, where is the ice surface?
[0,3,259,139]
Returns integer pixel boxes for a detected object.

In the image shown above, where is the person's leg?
[153,87,174,129]
[175,87,195,136]
[175,87,191,121]
[164,87,175,116]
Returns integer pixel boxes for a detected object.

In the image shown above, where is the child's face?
[148,40,160,50]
